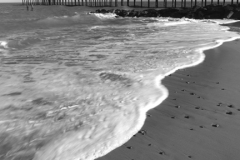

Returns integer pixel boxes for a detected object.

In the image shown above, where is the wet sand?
[97,39,240,160]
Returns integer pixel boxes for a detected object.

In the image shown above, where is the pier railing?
[22,0,239,8]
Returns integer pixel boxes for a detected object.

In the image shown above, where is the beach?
[1,4,240,160]
[97,37,240,160]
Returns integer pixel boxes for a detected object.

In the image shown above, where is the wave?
[31,18,240,160]
[91,13,117,19]
[3,37,42,50]
[36,12,117,27]
[200,19,240,24]
[2,10,240,160]
[85,19,240,160]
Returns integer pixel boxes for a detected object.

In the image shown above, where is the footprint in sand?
[184,115,190,119]
[226,111,233,115]
[175,105,181,108]
[211,124,220,128]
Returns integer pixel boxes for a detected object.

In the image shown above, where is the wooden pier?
[22,0,238,8]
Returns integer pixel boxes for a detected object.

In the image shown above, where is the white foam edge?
[145,20,240,108]
[151,29,240,114]
[156,17,240,25]
[163,20,190,26]
[86,21,240,160]
[90,27,240,160]
[147,18,191,27]
[32,20,240,160]
[93,38,240,160]
[90,13,117,19]
[201,19,240,25]
[144,37,240,113]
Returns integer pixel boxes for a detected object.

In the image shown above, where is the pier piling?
[23,0,240,8]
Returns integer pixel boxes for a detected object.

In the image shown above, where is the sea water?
[0,3,239,160]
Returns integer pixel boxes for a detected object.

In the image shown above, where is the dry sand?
[96,39,240,160]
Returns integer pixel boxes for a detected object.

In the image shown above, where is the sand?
[96,39,240,160]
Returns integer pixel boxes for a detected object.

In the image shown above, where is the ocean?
[0,3,240,160]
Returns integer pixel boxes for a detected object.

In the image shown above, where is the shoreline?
[92,4,240,19]
[2,4,240,159]
[96,29,240,160]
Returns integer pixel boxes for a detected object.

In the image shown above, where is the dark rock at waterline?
[95,9,108,13]
[91,4,240,20]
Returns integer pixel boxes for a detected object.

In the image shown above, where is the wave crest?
[91,13,117,19]
[36,12,104,27]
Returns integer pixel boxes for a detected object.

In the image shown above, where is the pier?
[22,0,238,8]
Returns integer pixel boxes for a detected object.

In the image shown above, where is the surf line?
[99,23,239,160]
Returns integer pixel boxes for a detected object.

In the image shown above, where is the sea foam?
[0,41,8,48]
[29,18,240,160]
[0,8,239,160]
[92,13,117,19]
